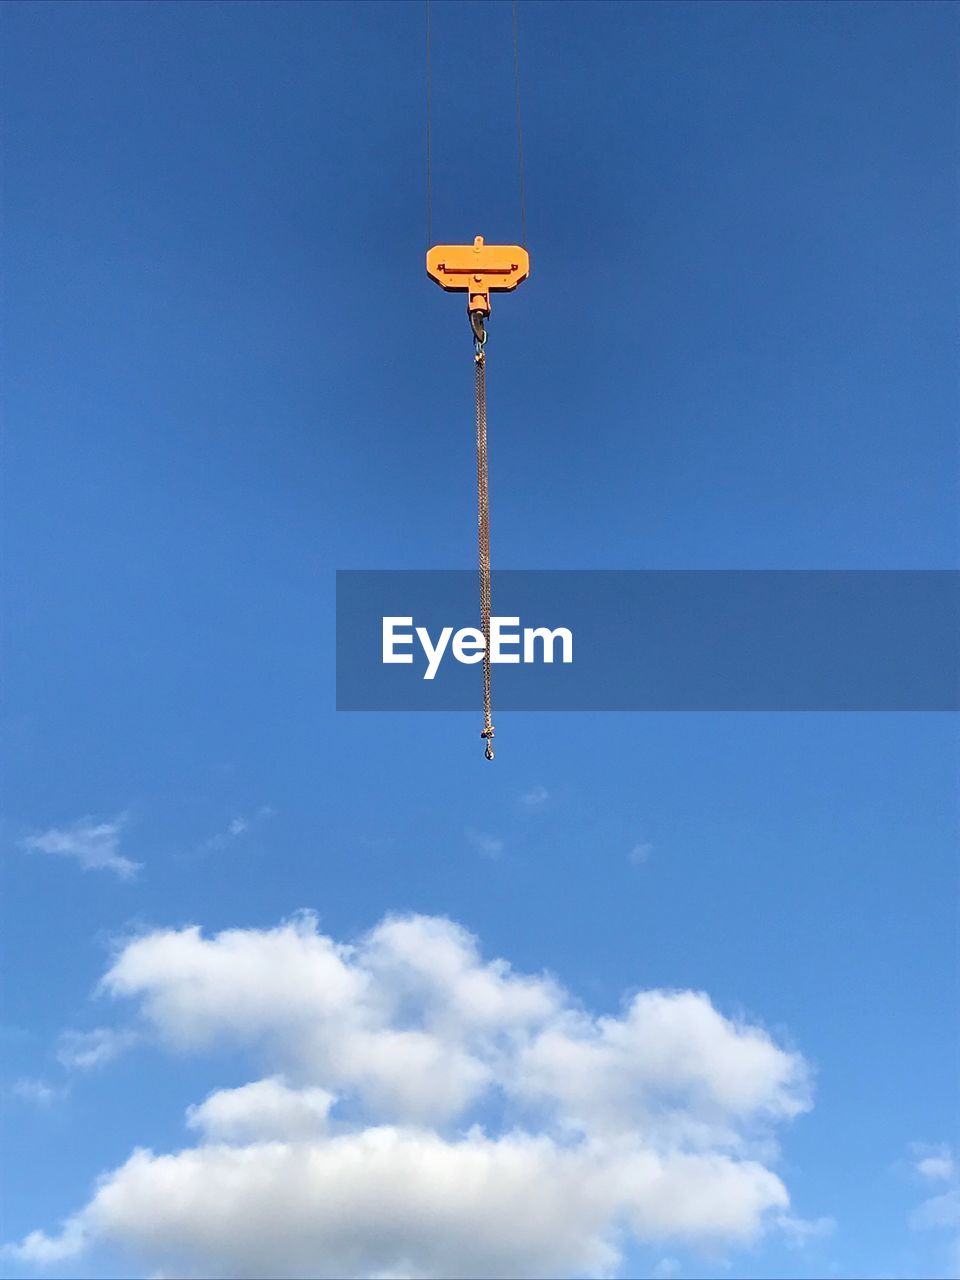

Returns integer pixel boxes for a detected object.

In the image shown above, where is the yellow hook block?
[426,235,530,318]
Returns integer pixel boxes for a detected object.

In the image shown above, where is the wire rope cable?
[425,0,527,248]
[425,0,433,250]
[512,0,528,248]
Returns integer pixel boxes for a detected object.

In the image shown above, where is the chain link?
[475,343,495,760]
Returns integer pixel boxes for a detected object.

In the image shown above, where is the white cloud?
[907,1143,960,1269]
[519,787,550,807]
[776,1211,836,1247]
[914,1148,956,1185]
[628,843,654,865]
[15,1218,87,1266]
[651,1260,680,1279]
[912,1188,960,1231]
[58,1027,138,1071]
[15,1134,789,1280]
[186,1078,335,1143]
[11,911,818,1279]
[9,1077,65,1106]
[465,829,504,859]
[514,989,809,1147]
[201,807,274,853]
[19,815,140,880]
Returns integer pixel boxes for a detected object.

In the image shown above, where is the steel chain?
[475,341,495,760]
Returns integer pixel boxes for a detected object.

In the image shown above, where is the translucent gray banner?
[336,571,959,711]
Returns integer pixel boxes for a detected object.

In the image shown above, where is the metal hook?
[469,310,487,347]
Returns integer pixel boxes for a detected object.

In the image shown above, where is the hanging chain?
[474,330,495,760]
[426,0,527,759]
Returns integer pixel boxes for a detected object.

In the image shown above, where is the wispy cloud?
[913,1147,956,1186]
[652,1259,680,1279]
[19,816,140,880]
[906,1143,960,1268]
[776,1211,836,1247]
[465,828,504,859]
[201,806,274,853]
[57,1028,138,1071]
[9,1077,66,1106]
[519,786,549,808]
[628,842,654,865]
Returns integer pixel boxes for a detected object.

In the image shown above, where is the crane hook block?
[426,235,530,320]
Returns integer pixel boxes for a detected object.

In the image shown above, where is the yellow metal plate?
[426,236,530,295]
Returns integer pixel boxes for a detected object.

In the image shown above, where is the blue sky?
[2,2,958,1278]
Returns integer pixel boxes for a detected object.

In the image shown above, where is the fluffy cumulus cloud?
[11,912,817,1279]
[186,1078,336,1143]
